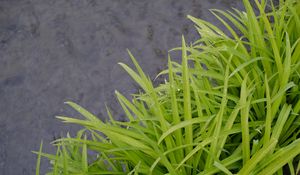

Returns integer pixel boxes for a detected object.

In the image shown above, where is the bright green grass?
[34,0,300,174]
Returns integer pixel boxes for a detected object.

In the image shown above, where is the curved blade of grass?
[35,141,43,175]
[271,104,291,142]
[256,139,300,175]
[158,116,213,144]
[238,138,278,175]
[176,137,214,170]
[240,75,250,164]
[181,36,193,169]
[242,0,272,76]
[167,55,184,162]
[213,161,233,175]
[211,9,248,38]
[255,0,284,76]
[228,57,264,78]
[118,63,147,91]
[206,47,231,169]
[81,135,88,172]
[263,74,272,144]
[65,101,101,123]
[115,90,145,122]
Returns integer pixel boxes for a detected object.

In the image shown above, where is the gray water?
[0,0,242,174]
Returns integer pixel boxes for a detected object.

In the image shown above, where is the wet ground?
[0,0,242,174]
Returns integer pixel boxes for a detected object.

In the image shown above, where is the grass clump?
[35,0,300,174]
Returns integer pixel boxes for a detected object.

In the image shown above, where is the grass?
[34,0,300,174]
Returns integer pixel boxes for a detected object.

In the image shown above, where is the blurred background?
[0,0,242,174]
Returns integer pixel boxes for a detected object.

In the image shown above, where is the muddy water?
[0,0,242,174]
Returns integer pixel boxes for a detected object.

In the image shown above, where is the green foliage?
[35,0,300,174]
